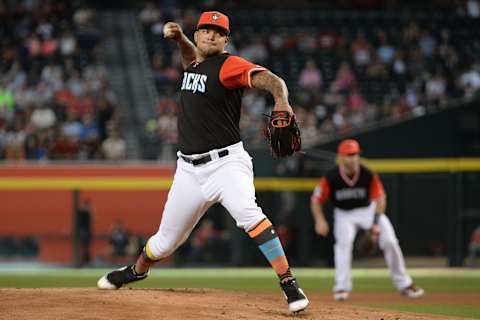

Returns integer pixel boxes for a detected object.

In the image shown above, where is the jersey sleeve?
[219,55,267,89]
[369,174,385,199]
[311,177,331,204]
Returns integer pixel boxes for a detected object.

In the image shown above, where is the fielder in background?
[310,139,425,301]
[97,11,308,314]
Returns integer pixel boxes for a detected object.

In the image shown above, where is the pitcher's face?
[194,26,229,57]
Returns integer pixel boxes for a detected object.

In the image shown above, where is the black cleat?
[97,264,149,289]
[280,278,310,313]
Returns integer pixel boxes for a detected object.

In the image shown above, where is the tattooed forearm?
[177,35,197,69]
[251,71,292,111]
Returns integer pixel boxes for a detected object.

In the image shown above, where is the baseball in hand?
[163,22,178,39]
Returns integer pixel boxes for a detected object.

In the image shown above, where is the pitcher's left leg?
[218,153,309,313]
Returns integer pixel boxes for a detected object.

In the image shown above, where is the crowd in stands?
[0,1,123,161]
[1,1,480,162]
[141,0,480,154]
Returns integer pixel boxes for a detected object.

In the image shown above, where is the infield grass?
[1,268,479,318]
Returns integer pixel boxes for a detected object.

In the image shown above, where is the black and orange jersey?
[178,53,267,154]
[311,164,385,210]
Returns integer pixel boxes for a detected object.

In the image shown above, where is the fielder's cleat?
[401,284,425,299]
[97,264,149,289]
[280,278,309,314]
[333,290,350,301]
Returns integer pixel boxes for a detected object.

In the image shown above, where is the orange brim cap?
[197,11,230,35]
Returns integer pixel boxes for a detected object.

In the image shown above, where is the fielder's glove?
[264,111,302,157]
[356,228,379,257]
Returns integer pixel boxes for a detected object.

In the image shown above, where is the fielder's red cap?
[338,139,361,155]
[197,11,230,35]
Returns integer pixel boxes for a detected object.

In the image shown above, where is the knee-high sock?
[248,218,292,282]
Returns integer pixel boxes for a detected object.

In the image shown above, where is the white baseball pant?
[146,142,266,260]
[333,202,412,292]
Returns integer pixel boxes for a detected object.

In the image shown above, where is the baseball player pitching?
[310,139,425,301]
[97,11,309,314]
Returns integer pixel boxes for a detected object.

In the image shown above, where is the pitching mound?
[0,288,469,320]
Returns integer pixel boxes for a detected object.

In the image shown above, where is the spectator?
[298,60,323,92]
[101,126,126,160]
[367,55,389,79]
[3,122,26,160]
[351,31,372,66]
[139,1,162,26]
[41,60,63,91]
[300,110,320,148]
[418,30,436,57]
[331,62,356,93]
[30,104,56,130]
[238,37,268,64]
[0,87,14,121]
[151,54,180,86]
[466,0,480,18]
[297,32,318,54]
[24,133,48,160]
[62,111,83,141]
[377,32,396,65]
[242,90,267,116]
[109,220,131,258]
[392,51,407,76]
[347,86,367,110]
[50,130,79,160]
[467,226,480,267]
[458,63,480,98]
[59,30,77,57]
[318,29,341,51]
[425,72,447,106]
[157,107,177,161]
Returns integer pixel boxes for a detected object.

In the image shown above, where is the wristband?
[373,213,380,225]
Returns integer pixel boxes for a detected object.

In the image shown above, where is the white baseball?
[163,23,175,38]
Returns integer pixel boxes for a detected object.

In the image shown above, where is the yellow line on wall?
[364,158,480,173]
[0,178,319,191]
[0,178,173,190]
[0,158,479,191]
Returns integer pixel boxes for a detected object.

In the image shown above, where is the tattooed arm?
[251,71,293,113]
[163,22,197,69]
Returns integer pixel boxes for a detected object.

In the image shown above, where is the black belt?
[181,149,229,166]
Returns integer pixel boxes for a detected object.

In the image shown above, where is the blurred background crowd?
[0,1,120,161]
[1,0,479,161]
[141,0,480,156]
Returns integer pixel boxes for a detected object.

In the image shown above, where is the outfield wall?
[0,164,174,263]
[1,161,479,266]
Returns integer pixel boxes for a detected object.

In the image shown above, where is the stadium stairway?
[99,11,158,159]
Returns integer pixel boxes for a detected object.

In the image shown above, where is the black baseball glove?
[356,229,379,257]
[264,111,302,158]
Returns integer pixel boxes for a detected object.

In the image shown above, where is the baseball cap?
[338,139,361,155]
[197,11,230,35]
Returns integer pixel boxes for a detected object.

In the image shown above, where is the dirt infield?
[0,288,476,320]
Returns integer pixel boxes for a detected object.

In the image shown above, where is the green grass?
[1,268,479,318]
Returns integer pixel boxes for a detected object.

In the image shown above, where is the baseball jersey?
[311,164,385,210]
[178,53,267,154]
